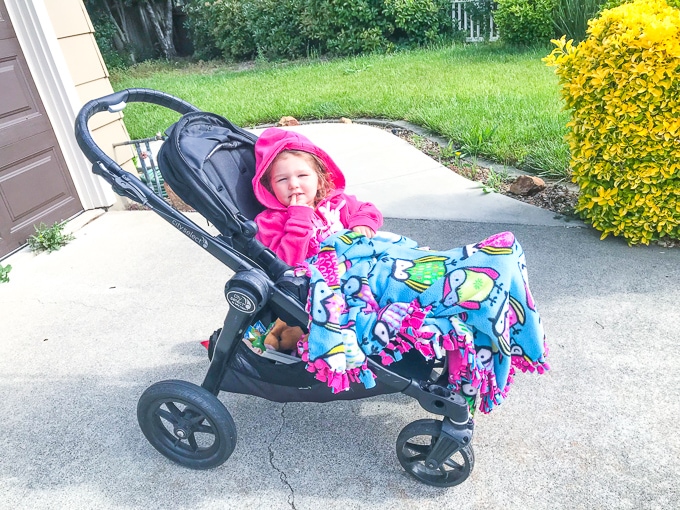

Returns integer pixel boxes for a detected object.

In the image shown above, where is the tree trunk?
[103,0,136,63]
[143,0,177,59]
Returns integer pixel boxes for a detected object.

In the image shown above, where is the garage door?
[0,0,82,258]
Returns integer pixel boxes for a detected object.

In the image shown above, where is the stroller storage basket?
[75,88,475,487]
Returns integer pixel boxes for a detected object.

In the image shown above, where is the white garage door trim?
[5,0,115,210]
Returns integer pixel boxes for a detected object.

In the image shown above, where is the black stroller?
[75,88,474,487]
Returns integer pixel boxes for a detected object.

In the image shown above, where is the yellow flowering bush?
[544,0,680,245]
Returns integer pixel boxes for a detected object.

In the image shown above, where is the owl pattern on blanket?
[309,281,344,333]
[442,267,500,309]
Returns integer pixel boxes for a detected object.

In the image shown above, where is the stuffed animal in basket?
[264,318,304,352]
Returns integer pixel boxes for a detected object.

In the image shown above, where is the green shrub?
[91,15,132,70]
[184,0,456,60]
[301,0,392,56]
[183,0,223,59]
[545,0,680,245]
[383,0,454,47]
[247,0,308,59]
[495,0,556,46]
[209,0,257,60]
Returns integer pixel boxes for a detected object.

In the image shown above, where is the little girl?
[252,127,383,267]
[252,127,383,351]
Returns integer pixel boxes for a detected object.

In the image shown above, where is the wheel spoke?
[403,441,431,456]
[165,401,183,419]
[437,465,450,478]
[155,408,178,425]
[188,433,199,452]
[187,413,208,426]
[444,457,464,470]
[405,456,425,464]
[194,423,214,435]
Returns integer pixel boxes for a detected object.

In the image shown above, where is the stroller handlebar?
[72,88,271,277]
[74,88,200,171]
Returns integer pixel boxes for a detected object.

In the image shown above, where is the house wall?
[43,0,135,174]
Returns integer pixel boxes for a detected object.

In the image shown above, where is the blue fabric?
[299,230,549,412]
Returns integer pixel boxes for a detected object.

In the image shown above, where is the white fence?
[452,1,499,42]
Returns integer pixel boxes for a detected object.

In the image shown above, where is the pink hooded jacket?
[252,127,383,265]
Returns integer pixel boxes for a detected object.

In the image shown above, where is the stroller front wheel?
[137,379,237,469]
[396,419,474,487]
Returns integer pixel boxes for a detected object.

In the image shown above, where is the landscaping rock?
[277,116,300,126]
[509,175,546,196]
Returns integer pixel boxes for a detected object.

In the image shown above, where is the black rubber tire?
[137,379,237,469]
[396,419,474,487]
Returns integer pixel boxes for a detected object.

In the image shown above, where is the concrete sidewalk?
[2,123,678,510]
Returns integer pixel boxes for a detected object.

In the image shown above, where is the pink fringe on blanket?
[298,305,549,406]
[445,334,549,413]
[446,331,479,390]
[512,339,550,374]
[297,338,376,393]
[398,303,441,360]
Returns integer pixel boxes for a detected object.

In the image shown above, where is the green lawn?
[110,43,571,178]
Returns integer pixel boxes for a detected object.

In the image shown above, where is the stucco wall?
[44,0,135,173]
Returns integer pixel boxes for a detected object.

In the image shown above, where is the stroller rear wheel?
[137,380,237,469]
[396,419,474,487]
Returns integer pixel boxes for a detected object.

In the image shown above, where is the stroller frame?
[75,88,474,487]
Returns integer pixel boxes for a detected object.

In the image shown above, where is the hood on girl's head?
[252,127,346,210]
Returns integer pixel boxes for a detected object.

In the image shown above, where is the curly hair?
[260,150,335,206]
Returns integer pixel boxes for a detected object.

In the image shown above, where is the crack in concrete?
[268,403,296,510]
[36,298,119,314]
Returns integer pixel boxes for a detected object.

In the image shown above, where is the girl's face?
[268,152,320,207]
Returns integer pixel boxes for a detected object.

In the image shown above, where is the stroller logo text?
[226,291,255,313]
[172,220,209,248]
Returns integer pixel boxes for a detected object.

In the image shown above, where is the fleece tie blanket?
[297,230,549,414]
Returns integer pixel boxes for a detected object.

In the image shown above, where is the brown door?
[0,1,82,258]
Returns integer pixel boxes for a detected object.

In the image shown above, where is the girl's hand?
[289,193,312,208]
[352,225,376,238]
